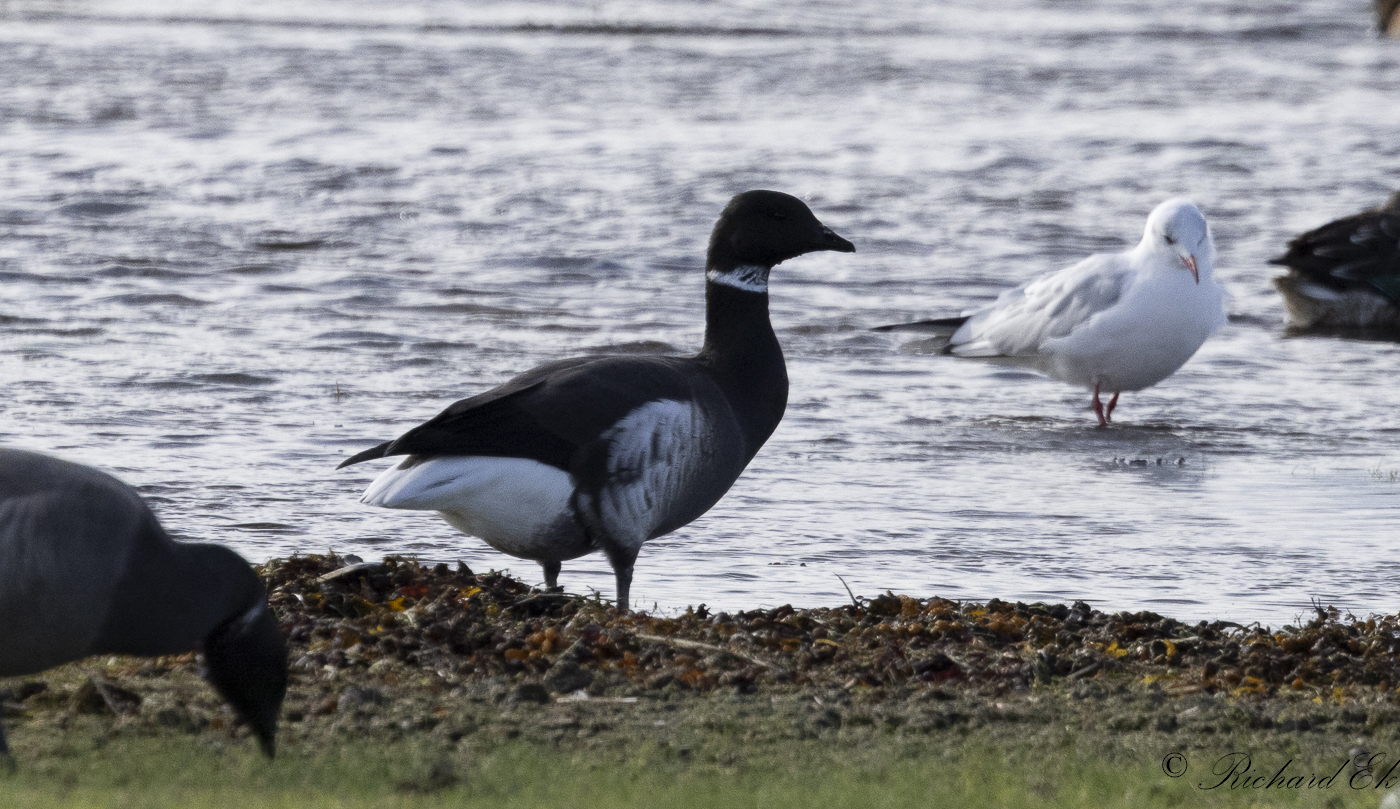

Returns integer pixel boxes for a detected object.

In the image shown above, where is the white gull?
[876,198,1226,426]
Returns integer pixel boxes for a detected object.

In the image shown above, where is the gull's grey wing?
[948,253,1135,358]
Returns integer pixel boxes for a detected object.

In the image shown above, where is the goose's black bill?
[816,225,856,254]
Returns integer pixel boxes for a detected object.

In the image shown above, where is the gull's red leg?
[1105,392,1119,423]
[1092,383,1106,427]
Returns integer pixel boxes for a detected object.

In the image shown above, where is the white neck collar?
[234,601,266,636]
[706,264,769,293]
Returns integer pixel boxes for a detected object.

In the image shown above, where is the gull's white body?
[947,198,1226,394]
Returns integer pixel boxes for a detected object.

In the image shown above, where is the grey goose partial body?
[0,448,287,760]
[338,190,855,609]
[1271,192,1400,334]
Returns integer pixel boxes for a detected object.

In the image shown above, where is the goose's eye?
[771,211,788,221]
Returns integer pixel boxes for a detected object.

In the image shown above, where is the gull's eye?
[1164,235,1176,246]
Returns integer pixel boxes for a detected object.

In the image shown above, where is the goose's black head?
[201,597,288,758]
[706,191,854,287]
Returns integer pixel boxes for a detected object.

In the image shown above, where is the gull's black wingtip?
[337,441,392,469]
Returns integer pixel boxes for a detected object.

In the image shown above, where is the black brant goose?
[0,448,287,760]
[338,190,855,609]
[1271,192,1400,333]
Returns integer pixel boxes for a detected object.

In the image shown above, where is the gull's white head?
[1140,197,1214,284]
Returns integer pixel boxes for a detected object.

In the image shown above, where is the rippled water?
[3,0,1400,623]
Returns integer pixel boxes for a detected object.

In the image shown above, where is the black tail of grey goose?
[338,190,855,609]
[0,448,287,761]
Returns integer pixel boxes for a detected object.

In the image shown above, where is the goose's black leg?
[605,546,640,611]
[541,560,561,590]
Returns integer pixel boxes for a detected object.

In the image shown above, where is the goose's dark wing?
[337,355,707,472]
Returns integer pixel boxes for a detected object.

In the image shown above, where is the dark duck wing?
[1271,192,1400,331]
